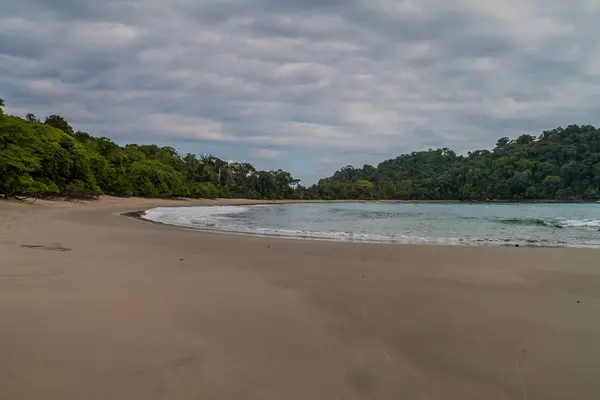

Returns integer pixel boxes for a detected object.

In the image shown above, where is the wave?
[496,217,600,229]
[246,229,565,247]
[143,205,250,227]
[140,205,600,249]
[141,211,591,248]
[328,208,447,220]
[558,218,600,228]
[497,217,555,227]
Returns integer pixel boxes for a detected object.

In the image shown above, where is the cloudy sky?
[1,0,599,183]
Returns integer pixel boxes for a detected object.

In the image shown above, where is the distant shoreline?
[138,197,600,205]
[123,196,599,204]
[2,196,598,209]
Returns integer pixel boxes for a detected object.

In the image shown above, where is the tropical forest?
[1,97,599,201]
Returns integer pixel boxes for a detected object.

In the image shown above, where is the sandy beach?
[1,197,600,399]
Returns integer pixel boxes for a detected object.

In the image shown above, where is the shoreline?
[156,197,600,204]
[127,201,599,250]
[2,196,600,399]
[127,210,575,249]
[7,195,597,206]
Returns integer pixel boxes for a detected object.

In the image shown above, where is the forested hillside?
[1,97,599,201]
[0,98,301,200]
[312,125,600,201]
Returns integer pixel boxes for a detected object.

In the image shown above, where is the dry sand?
[1,196,600,399]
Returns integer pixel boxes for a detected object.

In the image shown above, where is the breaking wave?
[497,217,600,229]
[140,204,600,248]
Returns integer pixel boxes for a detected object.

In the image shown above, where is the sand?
[1,196,600,399]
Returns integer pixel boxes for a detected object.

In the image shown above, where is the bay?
[143,202,600,248]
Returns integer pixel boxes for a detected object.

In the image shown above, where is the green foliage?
[128,160,187,197]
[25,113,38,122]
[44,115,74,136]
[354,180,374,199]
[1,98,599,202]
[0,105,301,200]
[0,116,43,197]
[311,125,600,201]
[190,182,219,198]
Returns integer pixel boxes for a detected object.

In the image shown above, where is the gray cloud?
[1,0,599,183]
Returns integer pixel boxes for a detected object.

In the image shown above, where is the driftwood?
[1,189,95,203]
[63,184,98,201]
[2,192,27,202]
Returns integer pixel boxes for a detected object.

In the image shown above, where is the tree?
[44,115,74,135]
[2,95,600,202]
[0,115,43,197]
[516,134,535,145]
[354,180,374,199]
[311,124,600,201]
[495,137,510,148]
[542,176,563,198]
[508,172,529,199]
[74,131,92,142]
[1,103,305,200]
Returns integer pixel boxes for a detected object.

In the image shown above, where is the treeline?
[0,98,302,200]
[2,96,599,201]
[312,125,600,201]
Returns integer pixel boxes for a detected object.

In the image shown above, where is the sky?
[1,0,599,184]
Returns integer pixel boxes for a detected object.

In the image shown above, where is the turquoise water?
[143,202,600,248]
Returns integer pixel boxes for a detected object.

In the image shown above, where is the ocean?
[142,202,600,248]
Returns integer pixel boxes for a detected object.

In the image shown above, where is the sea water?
[143,202,600,248]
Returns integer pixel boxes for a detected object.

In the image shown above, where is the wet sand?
[1,196,600,399]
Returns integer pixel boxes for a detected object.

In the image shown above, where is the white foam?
[143,206,250,228]
[557,218,600,228]
[141,205,600,248]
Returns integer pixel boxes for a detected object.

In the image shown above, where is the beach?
[1,197,600,399]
